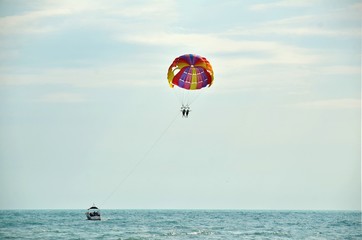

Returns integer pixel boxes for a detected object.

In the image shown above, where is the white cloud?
[244,2,362,37]
[0,0,177,37]
[227,13,360,38]
[120,32,322,64]
[0,8,72,35]
[0,0,359,96]
[109,0,177,19]
[320,66,361,75]
[36,92,87,103]
[228,26,360,38]
[0,62,165,88]
[294,98,360,109]
[249,0,317,11]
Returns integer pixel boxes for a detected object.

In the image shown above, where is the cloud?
[109,0,177,19]
[36,92,87,103]
[228,11,360,38]
[0,0,177,37]
[293,98,360,109]
[120,32,322,64]
[0,62,165,88]
[249,0,317,11]
[0,0,359,97]
[320,66,361,75]
[0,8,72,35]
[228,26,360,38]
[243,1,362,38]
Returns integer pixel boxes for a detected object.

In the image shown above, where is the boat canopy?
[88,206,99,210]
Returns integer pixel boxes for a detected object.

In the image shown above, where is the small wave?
[124,238,146,240]
[163,231,178,236]
[329,219,361,227]
[244,230,292,238]
[187,229,214,236]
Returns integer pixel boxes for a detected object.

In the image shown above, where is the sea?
[0,210,360,239]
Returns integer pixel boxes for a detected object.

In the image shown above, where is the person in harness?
[181,105,191,118]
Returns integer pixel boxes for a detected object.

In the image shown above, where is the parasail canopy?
[167,54,214,90]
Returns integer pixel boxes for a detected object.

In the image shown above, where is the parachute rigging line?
[100,111,179,206]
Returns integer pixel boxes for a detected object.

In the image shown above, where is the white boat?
[86,205,101,220]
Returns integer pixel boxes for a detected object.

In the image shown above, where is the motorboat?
[86,205,101,220]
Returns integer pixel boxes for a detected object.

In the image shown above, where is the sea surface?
[0,210,360,239]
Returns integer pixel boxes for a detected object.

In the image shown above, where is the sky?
[0,0,360,210]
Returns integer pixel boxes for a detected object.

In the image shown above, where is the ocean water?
[0,210,360,239]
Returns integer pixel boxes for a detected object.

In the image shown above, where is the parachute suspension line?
[171,87,184,107]
[185,90,191,106]
[180,89,203,108]
[182,90,188,107]
[188,90,204,106]
[100,111,179,206]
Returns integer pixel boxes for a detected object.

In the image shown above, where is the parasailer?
[167,54,214,117]
[185,107,190,118]
[180,105,191,118]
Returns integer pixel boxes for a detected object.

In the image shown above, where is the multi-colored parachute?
[167,54,214,90]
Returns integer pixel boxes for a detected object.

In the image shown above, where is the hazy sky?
[0,0,360,210]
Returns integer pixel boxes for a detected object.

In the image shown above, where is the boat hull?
[86,213,101,220]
